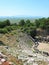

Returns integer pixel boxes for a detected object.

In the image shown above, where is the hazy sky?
[0,0,49,17]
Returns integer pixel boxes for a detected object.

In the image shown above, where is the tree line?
[0,17,49,38]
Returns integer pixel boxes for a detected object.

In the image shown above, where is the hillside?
[0,30,34,65]
[0,30,33,48]
[0,30,49,65]
[0,17,49,65]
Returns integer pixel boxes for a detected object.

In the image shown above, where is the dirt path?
[37,42,49,53]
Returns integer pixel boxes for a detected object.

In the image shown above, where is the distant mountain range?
[0,16,42,23]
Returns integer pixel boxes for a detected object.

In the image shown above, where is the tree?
[35,19,40,28]
[39,18,46,29]
[4,19,10,26]
[0,20,10,28]
[19,19,25,26]
[26,19,31,27]
[26,19,30,24]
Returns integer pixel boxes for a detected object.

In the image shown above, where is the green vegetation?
[35,17,49,30]
[0,17,49,38]
[0,19,10,28]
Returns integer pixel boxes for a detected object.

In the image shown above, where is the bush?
[0,19,10,28]
[6,26,13,31]
[19,19,25,26]
[0,28,8,34]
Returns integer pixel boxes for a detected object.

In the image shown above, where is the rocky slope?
[0,30,49,65]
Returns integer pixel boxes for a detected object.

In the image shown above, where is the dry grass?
[7,55,23,65]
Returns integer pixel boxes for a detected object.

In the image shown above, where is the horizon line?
[0,15,48,18]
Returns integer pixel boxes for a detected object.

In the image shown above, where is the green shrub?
[0,28,8,34]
